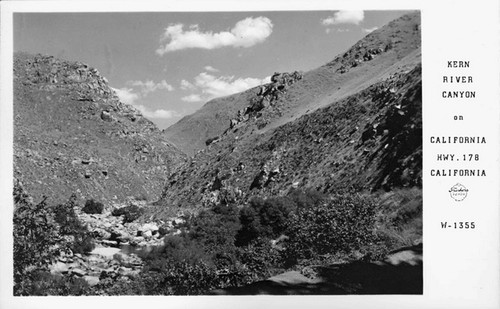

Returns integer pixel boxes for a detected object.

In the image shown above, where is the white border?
[1,1,499,308]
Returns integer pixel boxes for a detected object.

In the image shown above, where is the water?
[119,243,157,256]
[90,247,121,258]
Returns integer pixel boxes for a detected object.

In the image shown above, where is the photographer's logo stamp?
[449,183,468,201]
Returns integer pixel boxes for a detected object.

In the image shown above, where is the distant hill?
[163,89,257,156]
[155,12,421,212]
[13,53,186,205]
[163,12,421,155]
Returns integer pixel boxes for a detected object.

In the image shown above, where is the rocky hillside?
[155,12,421,212]
[13,53,186,205]
[163,12,420,155]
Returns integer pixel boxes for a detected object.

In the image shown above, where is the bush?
[236,238,281,281]
[13,183,97,295]
[13,193,60,287]
[112,205,144,223]
[236,196,295,246]
[142,259,222,295]
[82,199,104,214]
[143,235,210,265]
[286,188,326,211]
[14,270,91,296]
[52,195,95,255]
[189,204,240,255]
[283,194,377,265]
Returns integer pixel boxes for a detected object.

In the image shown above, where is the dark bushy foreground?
[13,184,418,295]
[283,194,376,265]
[104,190,395,295]
[13,182,95,295]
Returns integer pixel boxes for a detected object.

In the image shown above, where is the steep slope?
[163,12,420,155]
[13,53,186,205]
[154,12,421,213]
[163,89,257,156]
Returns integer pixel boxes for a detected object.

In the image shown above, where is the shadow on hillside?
[210,244,422,295]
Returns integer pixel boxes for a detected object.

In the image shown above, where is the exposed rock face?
[156,65,421,211]
[163,12,420,157]
[13,53,186,205]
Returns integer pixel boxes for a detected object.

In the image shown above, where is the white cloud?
[112,87,139,105]
[180,71,270,103]
[180,79,196,90]
[326,28,350,34]
[194,72,268,99]
[204,65,219,72]
[128,79,174,95]
[156,16,273,54]
[133,104,179,119]
[181,94,203,102]
[321,11,365,26]
[362,26,378,33]
[112,87,178,119]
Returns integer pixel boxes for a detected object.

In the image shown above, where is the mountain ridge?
[163,11,421,155]
[154,12,422,213]
[13,52,186,205]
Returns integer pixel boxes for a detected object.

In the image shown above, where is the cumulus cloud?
[156,16,273,54]
[204,65,219,72]
[112,87,178,119]
[180,70,270,103]
[322,11,364,26]
[180,79,196,90]
[112,87,139,105]
[133,104,179,119]
[128,79,174,95]
[362,26,378,33]
[181,94,203,102]
[194,72,268,99]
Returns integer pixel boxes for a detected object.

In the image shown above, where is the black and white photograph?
[0,0,498,308]
[10,8,423,296]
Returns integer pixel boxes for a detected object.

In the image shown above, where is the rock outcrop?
[14,53,186,205]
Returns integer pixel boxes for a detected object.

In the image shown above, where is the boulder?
[70,268,87,277]
[50,261,70,274]
[142,230,152,238]
[100,110,113,122]
[83,275,100,286]
[140,223,158,233]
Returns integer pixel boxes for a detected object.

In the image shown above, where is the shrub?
[14,270,91,296]
[143,235,210,265]
[52,195,95,255]
[112,205,144,223]
[283,194,377,265]
[13,183,97,295]
[82,199,104,214]
[13,193,60,287]
[143,259,222,295]
[286,188,326,211]
[236,196,295,246]
[236,238,281,281]
[189,204,240,255]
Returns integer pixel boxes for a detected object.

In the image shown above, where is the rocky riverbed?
[48,201,185,287]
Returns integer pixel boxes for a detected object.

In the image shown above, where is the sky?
[14,10,408,129]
